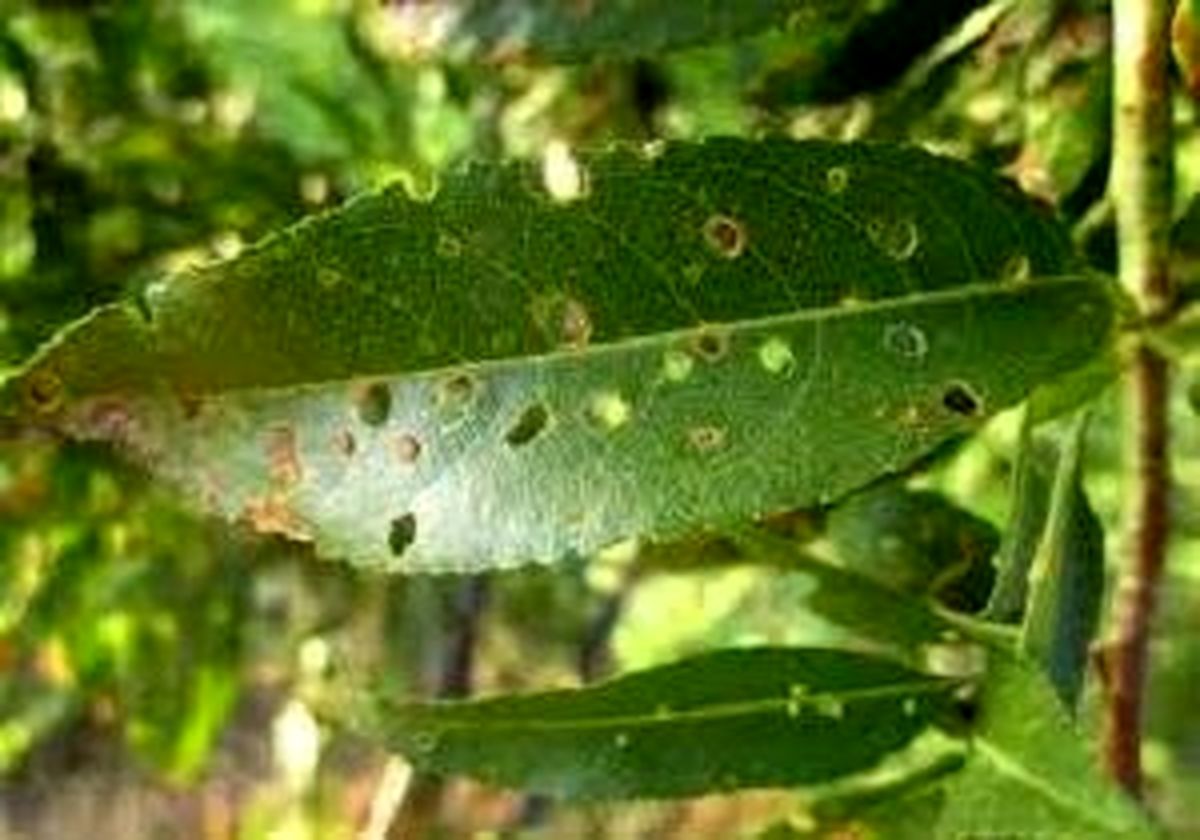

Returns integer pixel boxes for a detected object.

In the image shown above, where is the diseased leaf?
[353,647,956,799]
[1,139,1106,572]
[935,656,1158,838]
[1019,412,1104,709]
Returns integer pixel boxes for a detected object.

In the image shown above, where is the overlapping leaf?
[0,139,1108,572]
[353,647,956,799]
[1019,413,1104,709]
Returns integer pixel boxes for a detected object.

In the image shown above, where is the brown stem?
[1103,0,1175,798]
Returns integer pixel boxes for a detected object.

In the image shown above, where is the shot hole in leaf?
[504,403,551,447]
[355,382,392,427]
[942,383,982,417]
[388,513,417,557]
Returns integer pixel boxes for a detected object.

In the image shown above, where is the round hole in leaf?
[394,432,422,464]
[388,513,417,557]
[942,383,982,417]
[355,382,392,427]
[505,403,551,447]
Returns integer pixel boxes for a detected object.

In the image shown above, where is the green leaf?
[390,1,859,63]
[352,647,956,799]
[2,139,1106,572]
[935,656,1157,838]
[984,409,1049,622]
[1018,412,1104,709]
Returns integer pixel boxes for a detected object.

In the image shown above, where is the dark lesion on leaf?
[504,402,551,447]
[941,382,982,417]
[355,381,393,427]
[688,328,730,363]
[23,368,65,415]
[388,513,418,557]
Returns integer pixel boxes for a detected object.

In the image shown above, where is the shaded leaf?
[1019,412,1104,709]
[827,484,998,611]
[1,139,1106,572]
[353,647,956,799]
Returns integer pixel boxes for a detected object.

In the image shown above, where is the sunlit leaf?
[1,139,1107,572]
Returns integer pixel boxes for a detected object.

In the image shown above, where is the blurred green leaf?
[390,0,861,63]
[1019,412,1104,709]
[1,140,1109,573]
[354,647,956,799]
[827,484,998,611]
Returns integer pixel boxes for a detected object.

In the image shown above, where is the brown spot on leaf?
[333,429,357,458]
[437,371,478,410]
[942,383,982,417]
[703,214,747,259]
[394,432,422,464]
[265,426,303,487]
[687,425,728,453]
[24,369,63,415]
[243,495,312,542]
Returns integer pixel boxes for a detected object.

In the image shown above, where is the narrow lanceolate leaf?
[384,1,856,63]
[984,410,1048,623]
[1018,413,1104,709]
[935,657,1157,838]
[1,139,1103,573]
[354,647,956,799]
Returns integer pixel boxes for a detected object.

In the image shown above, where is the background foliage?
[0,0,1198,837]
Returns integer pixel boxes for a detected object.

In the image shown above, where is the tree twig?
[1103,0,1176,798]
